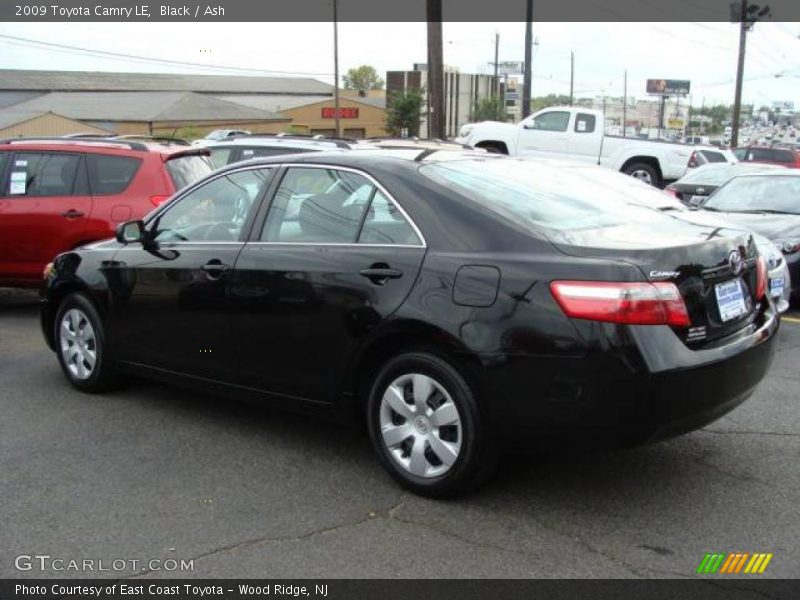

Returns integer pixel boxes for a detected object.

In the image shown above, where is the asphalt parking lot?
[1,288,798,579]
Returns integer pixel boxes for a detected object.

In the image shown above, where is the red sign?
[321,107,359,119]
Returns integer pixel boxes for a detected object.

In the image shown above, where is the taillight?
[663,186,678,199]
[150,195,170,207]
[687,151,698,168]
[550,281,691,327]
[756,256,767,300]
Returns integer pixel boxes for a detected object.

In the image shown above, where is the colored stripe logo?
[697,552,773,574]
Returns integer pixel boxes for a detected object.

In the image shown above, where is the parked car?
[684,135,711,146]
[191,129,252,147]
[686,147,737,169]
[732,145,800,167]
[454,106,694,187]
[0,137,213,287]
[690,172,800,304]
[207,134,359,168]
[665,162,786,206]
[40,151,777,497]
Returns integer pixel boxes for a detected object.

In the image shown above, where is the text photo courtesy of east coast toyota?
[1,1,799,598]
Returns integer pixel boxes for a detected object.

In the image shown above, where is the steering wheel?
[204,222,237,241]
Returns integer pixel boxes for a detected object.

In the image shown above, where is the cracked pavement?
[1,290,798,579]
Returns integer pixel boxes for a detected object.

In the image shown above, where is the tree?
[471,97,508,122]
[530,94,572,113]
[343,65,384,92]
[385,90,425,137]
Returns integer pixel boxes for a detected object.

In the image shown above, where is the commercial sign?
[646,79,691,96]
[667,118,685,129]
[321,107,359,119]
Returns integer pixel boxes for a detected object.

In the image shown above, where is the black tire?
[366,351,497,498]
[54,292,119,393]
[623,162,661,188]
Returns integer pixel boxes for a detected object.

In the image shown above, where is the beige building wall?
[282,98,387,138]
[0,112,112,137]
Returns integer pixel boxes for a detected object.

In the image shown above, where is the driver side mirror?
[116,220,146,244]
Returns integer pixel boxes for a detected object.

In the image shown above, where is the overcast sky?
[0,21,798,108]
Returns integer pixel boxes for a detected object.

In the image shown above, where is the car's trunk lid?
[550,221,761,347]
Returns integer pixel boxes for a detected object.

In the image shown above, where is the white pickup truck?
[454,106,693,187]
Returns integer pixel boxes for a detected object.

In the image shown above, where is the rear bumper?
[480,308,779,449]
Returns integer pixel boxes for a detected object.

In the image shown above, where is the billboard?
[646,79,691,96]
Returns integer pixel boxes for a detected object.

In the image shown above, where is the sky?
[0,21,798,108]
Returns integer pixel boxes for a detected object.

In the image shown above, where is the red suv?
[0,138,212,287]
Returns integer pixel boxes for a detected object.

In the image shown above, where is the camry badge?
[649,270,680,279]
[728,250,744,275]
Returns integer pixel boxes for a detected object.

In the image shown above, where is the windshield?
[165,155,213,190]
[205,130,228,141]
[419,158,671,233]
[704,175,800,215]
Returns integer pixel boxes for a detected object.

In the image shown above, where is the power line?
[0,33,334,78]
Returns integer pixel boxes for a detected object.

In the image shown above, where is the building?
[0,69,387,139]
[386,68,496,138]
[0,91,290,137]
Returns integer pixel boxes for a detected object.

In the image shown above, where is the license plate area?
[770,276,784,299]
[715,279,748,322]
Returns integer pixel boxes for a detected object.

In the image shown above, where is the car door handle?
[201,260,231,279]
[60,209,85,219]
[360,266,403,284]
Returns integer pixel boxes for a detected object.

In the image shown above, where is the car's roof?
[0,137,209,157]
[210,136,355,151]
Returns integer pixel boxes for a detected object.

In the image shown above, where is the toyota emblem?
[728,250,744,275]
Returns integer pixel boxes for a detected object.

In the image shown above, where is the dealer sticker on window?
[715,279,748,322]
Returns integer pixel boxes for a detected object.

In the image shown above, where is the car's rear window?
[86,154,142,194]
[419,158,666,232]
[699,150,727,163]
[165,154,213,190]
[772,150,795,163]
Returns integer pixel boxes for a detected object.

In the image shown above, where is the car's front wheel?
[367,351,496,497]
[55,293,118,393]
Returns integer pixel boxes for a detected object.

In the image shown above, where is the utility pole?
[493,32,500,97]
[569,51,574,106]
[522,0,533,118]
[731,0,748,148]
[333,0,340,137]
[623,70,627,138]
[427,0,445,139]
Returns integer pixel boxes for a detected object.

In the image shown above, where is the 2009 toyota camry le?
[40,150,779,497]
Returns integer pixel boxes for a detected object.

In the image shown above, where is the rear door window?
[8,152,80,197]
[165,154,213,190]
[771,149,794,164]
[86,154,142,194]
[209,147,234,169]
[574,113,596,133]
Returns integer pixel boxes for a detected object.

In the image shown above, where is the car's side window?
[358,190,421,246]
[260,167,374,243]
[574,113,596,133]
[8,152,80,197]
[152,168,272,242]
[209,147,233,169]
[733,148,747,160]
[86,154,142,195]
[530,111,570,132]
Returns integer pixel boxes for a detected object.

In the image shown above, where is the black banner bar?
[2,580,800,600]
[2,0,800,22]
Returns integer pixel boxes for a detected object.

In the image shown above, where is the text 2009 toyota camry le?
[40,151,779,497]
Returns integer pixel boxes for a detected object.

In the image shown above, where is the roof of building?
[0,69,334,95]
[0,91,290,123]
[216,94,386,113]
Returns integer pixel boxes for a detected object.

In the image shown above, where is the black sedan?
[40,151,779,497]
[692,172,800,303]
[665,162,785,206]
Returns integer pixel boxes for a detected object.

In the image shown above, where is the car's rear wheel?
[367,351,496,497]
[623,162,660,187]
[55,293,118,393]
